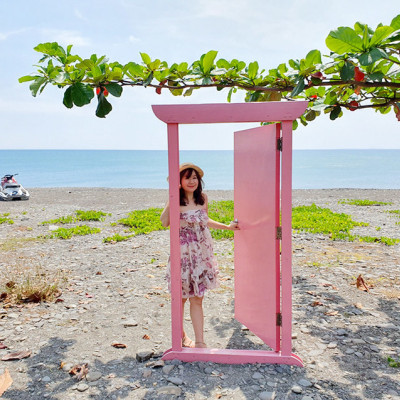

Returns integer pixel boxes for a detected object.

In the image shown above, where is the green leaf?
[391,14,400,30]
[183,88,193,97]
[71,83,94,107]
[340,61,355,80]
[326,27,364,53]
[227,87,233,103]
[29,77,46,97]
[358,48,386,66]
[247,61,259,80]
[63,86,73,108]
[202,50,218,74]
[34,42,66,61]
[18,75,38,83]
[369,26,394,47]
[143,71,153,87]
[104,83,122,97]
[96,95,112,118]
[140,52,151,65]
[291,79,305,97]
[305,50,322,67]
[330,106,342,120]
[126,62,144,78]
[289,59,300,70]
[216,58,230,69]
[177,62,188,72]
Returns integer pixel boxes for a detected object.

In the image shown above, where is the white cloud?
[129,35,140,43]
[74,9,88,22]
[0,28,29,41]
[40,29,91,47]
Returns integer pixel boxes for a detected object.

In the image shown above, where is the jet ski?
[0,174,30,201]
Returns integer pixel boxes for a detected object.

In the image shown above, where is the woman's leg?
[189,296,207,348]
[181,298,194,347]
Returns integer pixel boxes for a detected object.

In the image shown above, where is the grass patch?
[387,356,400,368]
[0,213,14,225]
[46,225,101,239]
[42,210,110,224]
[103,233,133,243]
[293,204,398,245]
[339,199,392,206]
[0,263,67,305]
[208,200,234,239]
[118,208,167,235]
[293,204,368,239]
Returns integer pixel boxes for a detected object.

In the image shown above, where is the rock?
[42,376,51,382]
[142,368,152,378]
[252,372,263,380]
[298,378,312,387]
[259,391,276,400]
[162,364,175,374]
[136,350,154,362]
[167,377,183,385]
[292,385,303,394]
[86,371,102,382]
[76,383,89,392]
[157,385,182,396]
[302,396,313,400]
[123,320,138,327]
[327,342,337,349]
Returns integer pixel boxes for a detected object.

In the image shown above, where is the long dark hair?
[179,168,205,206]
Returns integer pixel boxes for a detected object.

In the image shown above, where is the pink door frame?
[152,102,308,365]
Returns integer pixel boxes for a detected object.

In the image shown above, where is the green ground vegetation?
[208,200,235,240]
[103,233,134,243]
[0,213,14,225]
[293,204,398,245]
[387,356,400,368]
[118,208,167,235]
[339,199,392,206]
[45,225,101,239]
[42,209,110,224]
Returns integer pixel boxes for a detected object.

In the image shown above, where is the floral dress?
[167,209,219,298]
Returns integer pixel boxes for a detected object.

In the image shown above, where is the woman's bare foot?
[195,341,207,348]
[182,336,195,348]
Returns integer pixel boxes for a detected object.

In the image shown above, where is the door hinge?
[276,312,282,326]
[276,226,282,240]
[277,137,283,151]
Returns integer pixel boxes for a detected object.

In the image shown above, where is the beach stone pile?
[0,188,399,399]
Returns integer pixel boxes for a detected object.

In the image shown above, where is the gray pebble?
[157,385,182,396]
[136,350,154,362]
[252,372,263,380]
[86,371,102,382]
[298,378,312,387]
[162,364,175,374]
[167,377,183,385]
[292,385,303,394]
[76,383,89,392]
[259,391,276,400]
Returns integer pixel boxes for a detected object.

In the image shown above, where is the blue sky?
[2,0,399,150]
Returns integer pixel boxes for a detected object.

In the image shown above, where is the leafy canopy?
[20,14,400,126]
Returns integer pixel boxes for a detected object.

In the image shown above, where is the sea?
[1,150,399,190]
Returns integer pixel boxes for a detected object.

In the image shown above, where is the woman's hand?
[228,220,240,230]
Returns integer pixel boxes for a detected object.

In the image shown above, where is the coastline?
[0,188,399,399]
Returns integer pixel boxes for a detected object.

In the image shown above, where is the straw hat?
[179,163,204,178]
[167,163,204,181]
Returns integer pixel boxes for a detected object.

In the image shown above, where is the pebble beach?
[0,188,400,400]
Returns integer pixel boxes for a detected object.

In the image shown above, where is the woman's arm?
[160,200,170,227]
[205,193,239,231]
[208,218,239,230]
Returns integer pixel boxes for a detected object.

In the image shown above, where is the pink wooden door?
[234,124,279,350]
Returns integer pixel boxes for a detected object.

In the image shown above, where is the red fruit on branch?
[156,80,168,95]
[103,88,109,97]
[311,71,324,79]
[348,100,359,111]
[354,67,365,82]
[96,87,101,95]
[310,94,318,99]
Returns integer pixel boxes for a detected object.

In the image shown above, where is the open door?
[234,124,279,350]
